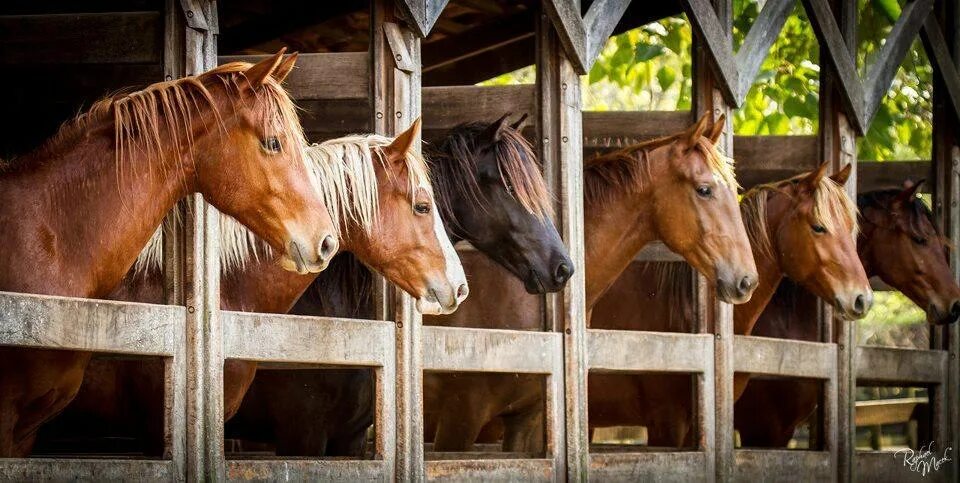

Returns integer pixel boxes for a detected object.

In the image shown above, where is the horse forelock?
[859,189,944,243]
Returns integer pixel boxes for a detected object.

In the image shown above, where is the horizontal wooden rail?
[421,326,561,373]
[219,52,369,100]
[588,330,713,373]
[426,459,553,482]
[0,459,175,481]
[856,346,948,384]
[0,291,184,355]
[734,335,836,379]
[734,450,832,481]
[588,452,707,481]
[422,85,537,130]
[856,451,937,483]
[225,460,386,482]
[0,12,162,64]
[221,311,393,366]
[582,111,691,145]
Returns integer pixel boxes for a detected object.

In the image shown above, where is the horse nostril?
[319,235,337,261]
[554,262,574,285]
[456,283,469,301]
[853,294,868,315]
[738,275,755,295]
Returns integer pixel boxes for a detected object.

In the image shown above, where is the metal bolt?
[543,137,550,144]
[186,10,194,18]
[561,82,567,90]
[376,112,384,119]
[396,54,402,62]
[565,328,571,335]
[188,306,195,314]
[715,333,721,339]
[396,111,403,119]
[562,136,568,143]
[165,75,173,81]
[839,344,845,351]
[397,321,403,329]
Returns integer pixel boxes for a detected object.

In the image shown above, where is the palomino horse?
[588,163,872,447]
[0,51,339,457]
[422,113,759,453]
[29,120,467,456]
[735,182,960,448]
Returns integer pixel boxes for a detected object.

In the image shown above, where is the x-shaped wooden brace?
[396,0,451,38]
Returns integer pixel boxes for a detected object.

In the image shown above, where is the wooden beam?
[588,330,713,373]
[857,346,948,385]
[396,0,428,38]
[422,85,537,130]
[422,11,535,73]
[734,0,794,102]
[424,0,451,35]
[589,452,708,481]
[735,450,832,481]
[225,461,386,481]
[582,110,691,146]
[863,0,936,124]
[921,15,960,122]
[0,460,175,481]
[425,460,554,482]
[582,0,631,70]
[424,36,535,86]
[734,335,837,379]
[0,12,162,64]
[543,0,589,73]
[219,52,369,99]
[683,0,740,105]
[422,326,561,373]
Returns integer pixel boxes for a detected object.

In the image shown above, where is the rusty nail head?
[839,344,845,350]
[396,54,402,61]
[396,111,403,119]
[165,75,173,81]
[562,136,568,143]
[188,306,195,314]
[561,83,567,90]
[397,321,403,329]
[565,328,571,334]
[186,10,194,18]
[376,112,384,119]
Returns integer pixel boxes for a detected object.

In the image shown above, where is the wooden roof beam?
[920,13,960,121]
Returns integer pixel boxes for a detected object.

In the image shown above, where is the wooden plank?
[582,111,691,147]
[921,15,960,122]
[582,0,631,70]
[218,52,369,100]
[426,459,553,482]
[588,452,707,482]
[856,451,950,483]
[857,346,948,384]
[0,460,175,481]
[422,85,537,130]
[734,335,836,379]
[0,291,184,355]
[225,460,385,482]
[422,11,535,73]
[864,0,936,124]
[683,0,739,105]
[855,397,928,426]
[396,0,428,38]
[0,12,162,64]
[734,0,794,101]
[588,330,713,373]
[422,326,561,373]
[735,450,832,481]
[542,0,589,73]
[222,312,393,365]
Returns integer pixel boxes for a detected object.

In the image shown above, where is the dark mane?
[291,253,374,319]
[426,121,553,235]
[858,189,941,239]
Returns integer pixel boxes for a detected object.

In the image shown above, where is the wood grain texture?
[733,335,837,379]
[857,346,948,384]
[684,0,739,104]
[0,12,162,64]
[734,0,794,101]
[588,330,713,373]
[422,326,561,373]
[219,52,369,100]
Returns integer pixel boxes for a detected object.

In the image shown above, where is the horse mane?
[858,189,944,241]
[584,134,738,206]
[740,172,859,260]
[133,133,431,275]
[426,122,553,232]
[292,252,375,319]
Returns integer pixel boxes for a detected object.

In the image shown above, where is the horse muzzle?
[834,290,873,320]
[280,236,338,274]
[416,282,469,315]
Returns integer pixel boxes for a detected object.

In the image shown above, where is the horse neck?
[583,165,657,309]
[733,196,787,335]
[0,121,193,296]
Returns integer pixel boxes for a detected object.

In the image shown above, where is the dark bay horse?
[0,51,339,457]
[422,113,759,453]
[735,182,960,448]
[588,163,872,447]
[29,120,465,456]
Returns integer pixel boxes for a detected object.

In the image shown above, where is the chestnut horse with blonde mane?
[735,182,960,448]
[0,51,339,457]
[588,163,872,447]
[423,113,759,453]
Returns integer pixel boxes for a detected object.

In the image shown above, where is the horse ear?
[384,117,421,163]
[830,163,853,186]
[684,112,711,148]
[707,114,726,144]
[272,51,298,83]
[511,113,530,132]
[800,161,830,191]
[895,178,925,204]
[244,48,287,88]
[484,113,511,141]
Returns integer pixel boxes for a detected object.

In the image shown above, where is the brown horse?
[28,121,466,456]
[587,163,872,447]
[735,181,960,448]
[423,113,759,453]
[0,51,340,457]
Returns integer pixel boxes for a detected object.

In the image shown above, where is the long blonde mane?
[740,173,859,260]
[134,134,431,275]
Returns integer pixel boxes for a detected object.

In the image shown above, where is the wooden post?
[537,3,586,480]
[176,0,222,480]
[692,0,732,480]
[372,1,423,479]
[819,0,856,480]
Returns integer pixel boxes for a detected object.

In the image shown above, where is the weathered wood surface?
[422,326,561,373]
[542,0,588,74]
[856,346,948,384]
[922,15,960,121]
[219,52,369,100]
[225,460,386,482]
[222,312,394,365]
[0,459,175,481]
[734,335,836,379]
[422,85,537,130]
[583,0,631,70]
[426,459,553,482]
[588,330,713,373]
[0,12,162,64]
[734,0,794,101]
[0,291,184,355]
[856,451,949,483]
[734,450,832,482]
[684,0,739,104]
[581,111,691,147]
[855,397,928,426]
[588,452,708,483]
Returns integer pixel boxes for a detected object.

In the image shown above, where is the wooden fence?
[0,0,958,481]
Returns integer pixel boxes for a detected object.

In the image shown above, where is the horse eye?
[696,185,712,198]
[811,224,827,234]
[414,202,431,215]
[262,137,281,153]
[912,235,928,245]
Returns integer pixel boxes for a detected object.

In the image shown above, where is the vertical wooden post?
[931,0,960,479]
[537,3,586,480]
[692,0,732,480]
[820,0,856,480]
[372,1,423,479]
[177,0,222,480]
